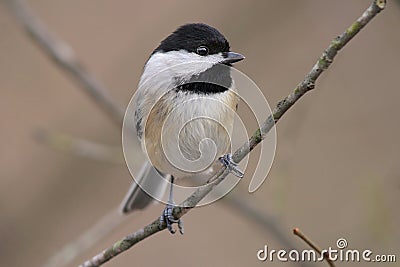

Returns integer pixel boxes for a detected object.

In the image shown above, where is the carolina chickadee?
[121,23,244,234]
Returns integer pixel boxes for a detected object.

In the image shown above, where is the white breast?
[141,89,237,178]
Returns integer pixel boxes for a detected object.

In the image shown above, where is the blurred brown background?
[1,0,399,266]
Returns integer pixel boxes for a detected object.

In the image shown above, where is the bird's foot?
[219,153,244,178]
[160,203,184,235]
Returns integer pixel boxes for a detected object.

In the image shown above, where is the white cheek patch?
[144,51,224,83]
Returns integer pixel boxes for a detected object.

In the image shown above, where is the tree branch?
[34,129,124,164]
[3,0,125,125]
[79,1,386,266]
[42,210,125,267]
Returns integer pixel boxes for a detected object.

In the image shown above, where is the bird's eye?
[196,46,209,56]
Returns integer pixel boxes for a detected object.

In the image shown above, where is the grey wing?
[120,161,169,214]
[133,86,151,141]
[134,106,144,141]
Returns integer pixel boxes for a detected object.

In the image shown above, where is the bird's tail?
[119,161,168,214]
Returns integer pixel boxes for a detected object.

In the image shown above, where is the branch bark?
[78,1,386,266]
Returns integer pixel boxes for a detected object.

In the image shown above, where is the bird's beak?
[221,52,245,65]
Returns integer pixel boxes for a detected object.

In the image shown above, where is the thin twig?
[293,228,336,267]
[3,0,125,125]
[78,1,386,266]
[34,129,124,164]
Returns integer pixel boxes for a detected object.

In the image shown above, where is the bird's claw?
[219,153,244,178]
[160,203,184,235]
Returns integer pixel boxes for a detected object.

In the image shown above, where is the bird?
[120,23,244,234]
